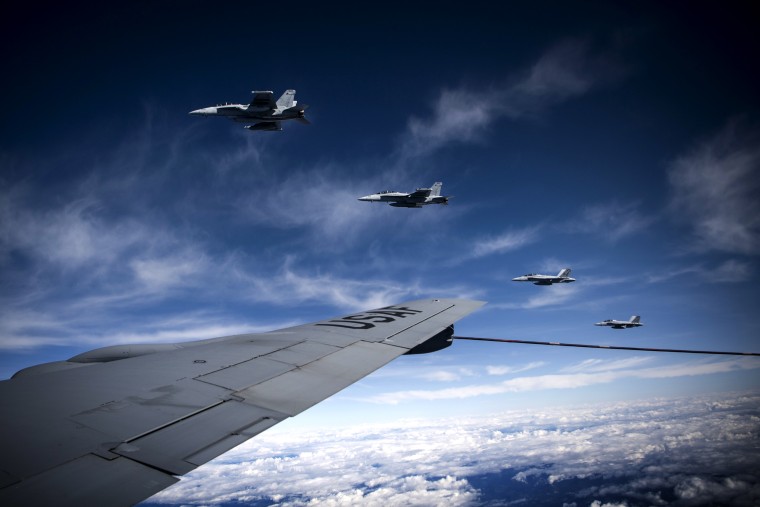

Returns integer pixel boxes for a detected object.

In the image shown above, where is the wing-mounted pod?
[404,325,454,355]
[245,122,282,131]
[12,344,182,378]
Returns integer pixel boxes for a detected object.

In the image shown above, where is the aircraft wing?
[0,298,484,507]
[408,188,432,198]
[248,90,276,109]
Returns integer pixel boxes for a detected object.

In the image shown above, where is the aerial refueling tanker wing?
[0,298,484,507]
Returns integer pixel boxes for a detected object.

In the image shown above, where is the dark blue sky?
[4,2,758,149]
[1,2,759,504]
[2,0,758,385]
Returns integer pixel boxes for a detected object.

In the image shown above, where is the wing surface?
[216,105,244,112]
[249,91,276,109]
[408,188,432,198]
[0,298,484,506]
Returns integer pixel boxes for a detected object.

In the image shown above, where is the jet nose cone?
[358,195,372,201]
[189,107,213,115]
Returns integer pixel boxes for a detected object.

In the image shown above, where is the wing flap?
[71,378,228,442]
[262,340,341,366]
[112,401,285,475]
[194,356,295,391]
[236,340,403,416]
[0,454,177,507]
[193,341,341,391]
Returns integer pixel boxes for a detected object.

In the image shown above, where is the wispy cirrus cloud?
[199,42,622,247]
[420,368,477,382]
[0,114,478,353]
[234,165,381,240]
[646,259,753,284]
[565,200,654,242]
[236,257,425,311]
[467,225,542,259]
[486,361,545,376]
[702,259,753,282]
[401,40,624,159]
[362,358,760,404]
[0,253,439,351]
[668,120,760,254]
[0,191,149,270]
[130,250,212,292]
[0,306,293,353]
[560,356,653,373]
[492,283,580,310]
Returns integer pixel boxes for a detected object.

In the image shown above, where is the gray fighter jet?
[358,182,450,208]
[512,268,576,285]
[595,315,643,329]
[189,89,309,131]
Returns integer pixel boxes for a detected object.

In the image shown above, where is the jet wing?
[408,188,432,198]
[0,298,484,507]
[248,90,276,109]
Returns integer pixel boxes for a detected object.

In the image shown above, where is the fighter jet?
[189,89,309,131]
[595,316,643,329]
[358,182,450,208]
[512,268,576,285]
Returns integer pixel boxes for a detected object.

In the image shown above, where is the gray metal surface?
[0,298,484,506]
[236,340,403,415]
[0,454,178,507]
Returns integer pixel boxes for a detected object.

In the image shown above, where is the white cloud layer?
[144,392,760,506]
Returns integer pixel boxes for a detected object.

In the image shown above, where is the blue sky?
[2,2,759,505]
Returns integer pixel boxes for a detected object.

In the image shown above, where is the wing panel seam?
[383,303,456,342]
[120,400,226,444]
